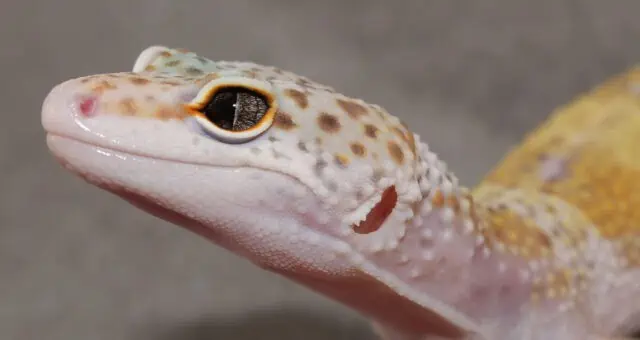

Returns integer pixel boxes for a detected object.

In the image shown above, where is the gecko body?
[41,46,640,340]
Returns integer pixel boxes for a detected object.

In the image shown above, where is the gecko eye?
[186,77,277,143]
[202,87,269,131]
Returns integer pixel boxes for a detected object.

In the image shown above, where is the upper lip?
[46,132,210,167]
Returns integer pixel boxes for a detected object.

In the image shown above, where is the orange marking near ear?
[353,186,398,234]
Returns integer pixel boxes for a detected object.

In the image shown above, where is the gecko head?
[43,45,422,255]
[42,46,467,336]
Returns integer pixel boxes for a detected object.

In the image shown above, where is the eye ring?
[132,46,171,73]
[185,77,278,143]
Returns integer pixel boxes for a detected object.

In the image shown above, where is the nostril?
[42,79,101,135]
[74,94,99,117]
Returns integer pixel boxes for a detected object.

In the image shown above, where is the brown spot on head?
[185,67,204,76]
[274,111,297,130]
[337,98,368,119]
[159,51,172,57]
[130,77,150,85]
[144,65,156,72]
[335,154,350,167]
[387,141,404,165]
[91,80,117,94]
[364,124,379,138]
[165,60,181,67]
[393,124,417,156]
[317,112,341,133]
[284,89,309,109]
[119,98,138,115]
[350,142,367,157]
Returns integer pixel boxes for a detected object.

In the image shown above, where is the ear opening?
[352,186,398,234]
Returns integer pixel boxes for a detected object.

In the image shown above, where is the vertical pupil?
[200,86,269,131]
[204,89,238,130]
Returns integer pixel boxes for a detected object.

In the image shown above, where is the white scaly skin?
[41,46,631,340]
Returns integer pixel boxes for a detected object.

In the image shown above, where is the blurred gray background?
[3,1,640,339]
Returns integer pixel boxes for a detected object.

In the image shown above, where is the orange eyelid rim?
[185,83,278,133]
[184,80,278,135]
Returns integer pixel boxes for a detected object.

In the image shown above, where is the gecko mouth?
[45,132,198,166]
[44,136,478,338]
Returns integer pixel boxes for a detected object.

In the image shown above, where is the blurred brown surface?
[3,1,640,339]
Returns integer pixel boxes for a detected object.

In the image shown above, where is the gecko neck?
[413,138,481,252]
[381,139,489,320]
[357,137,546,338]
[371,139,544,338]
[306,140,491,338]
